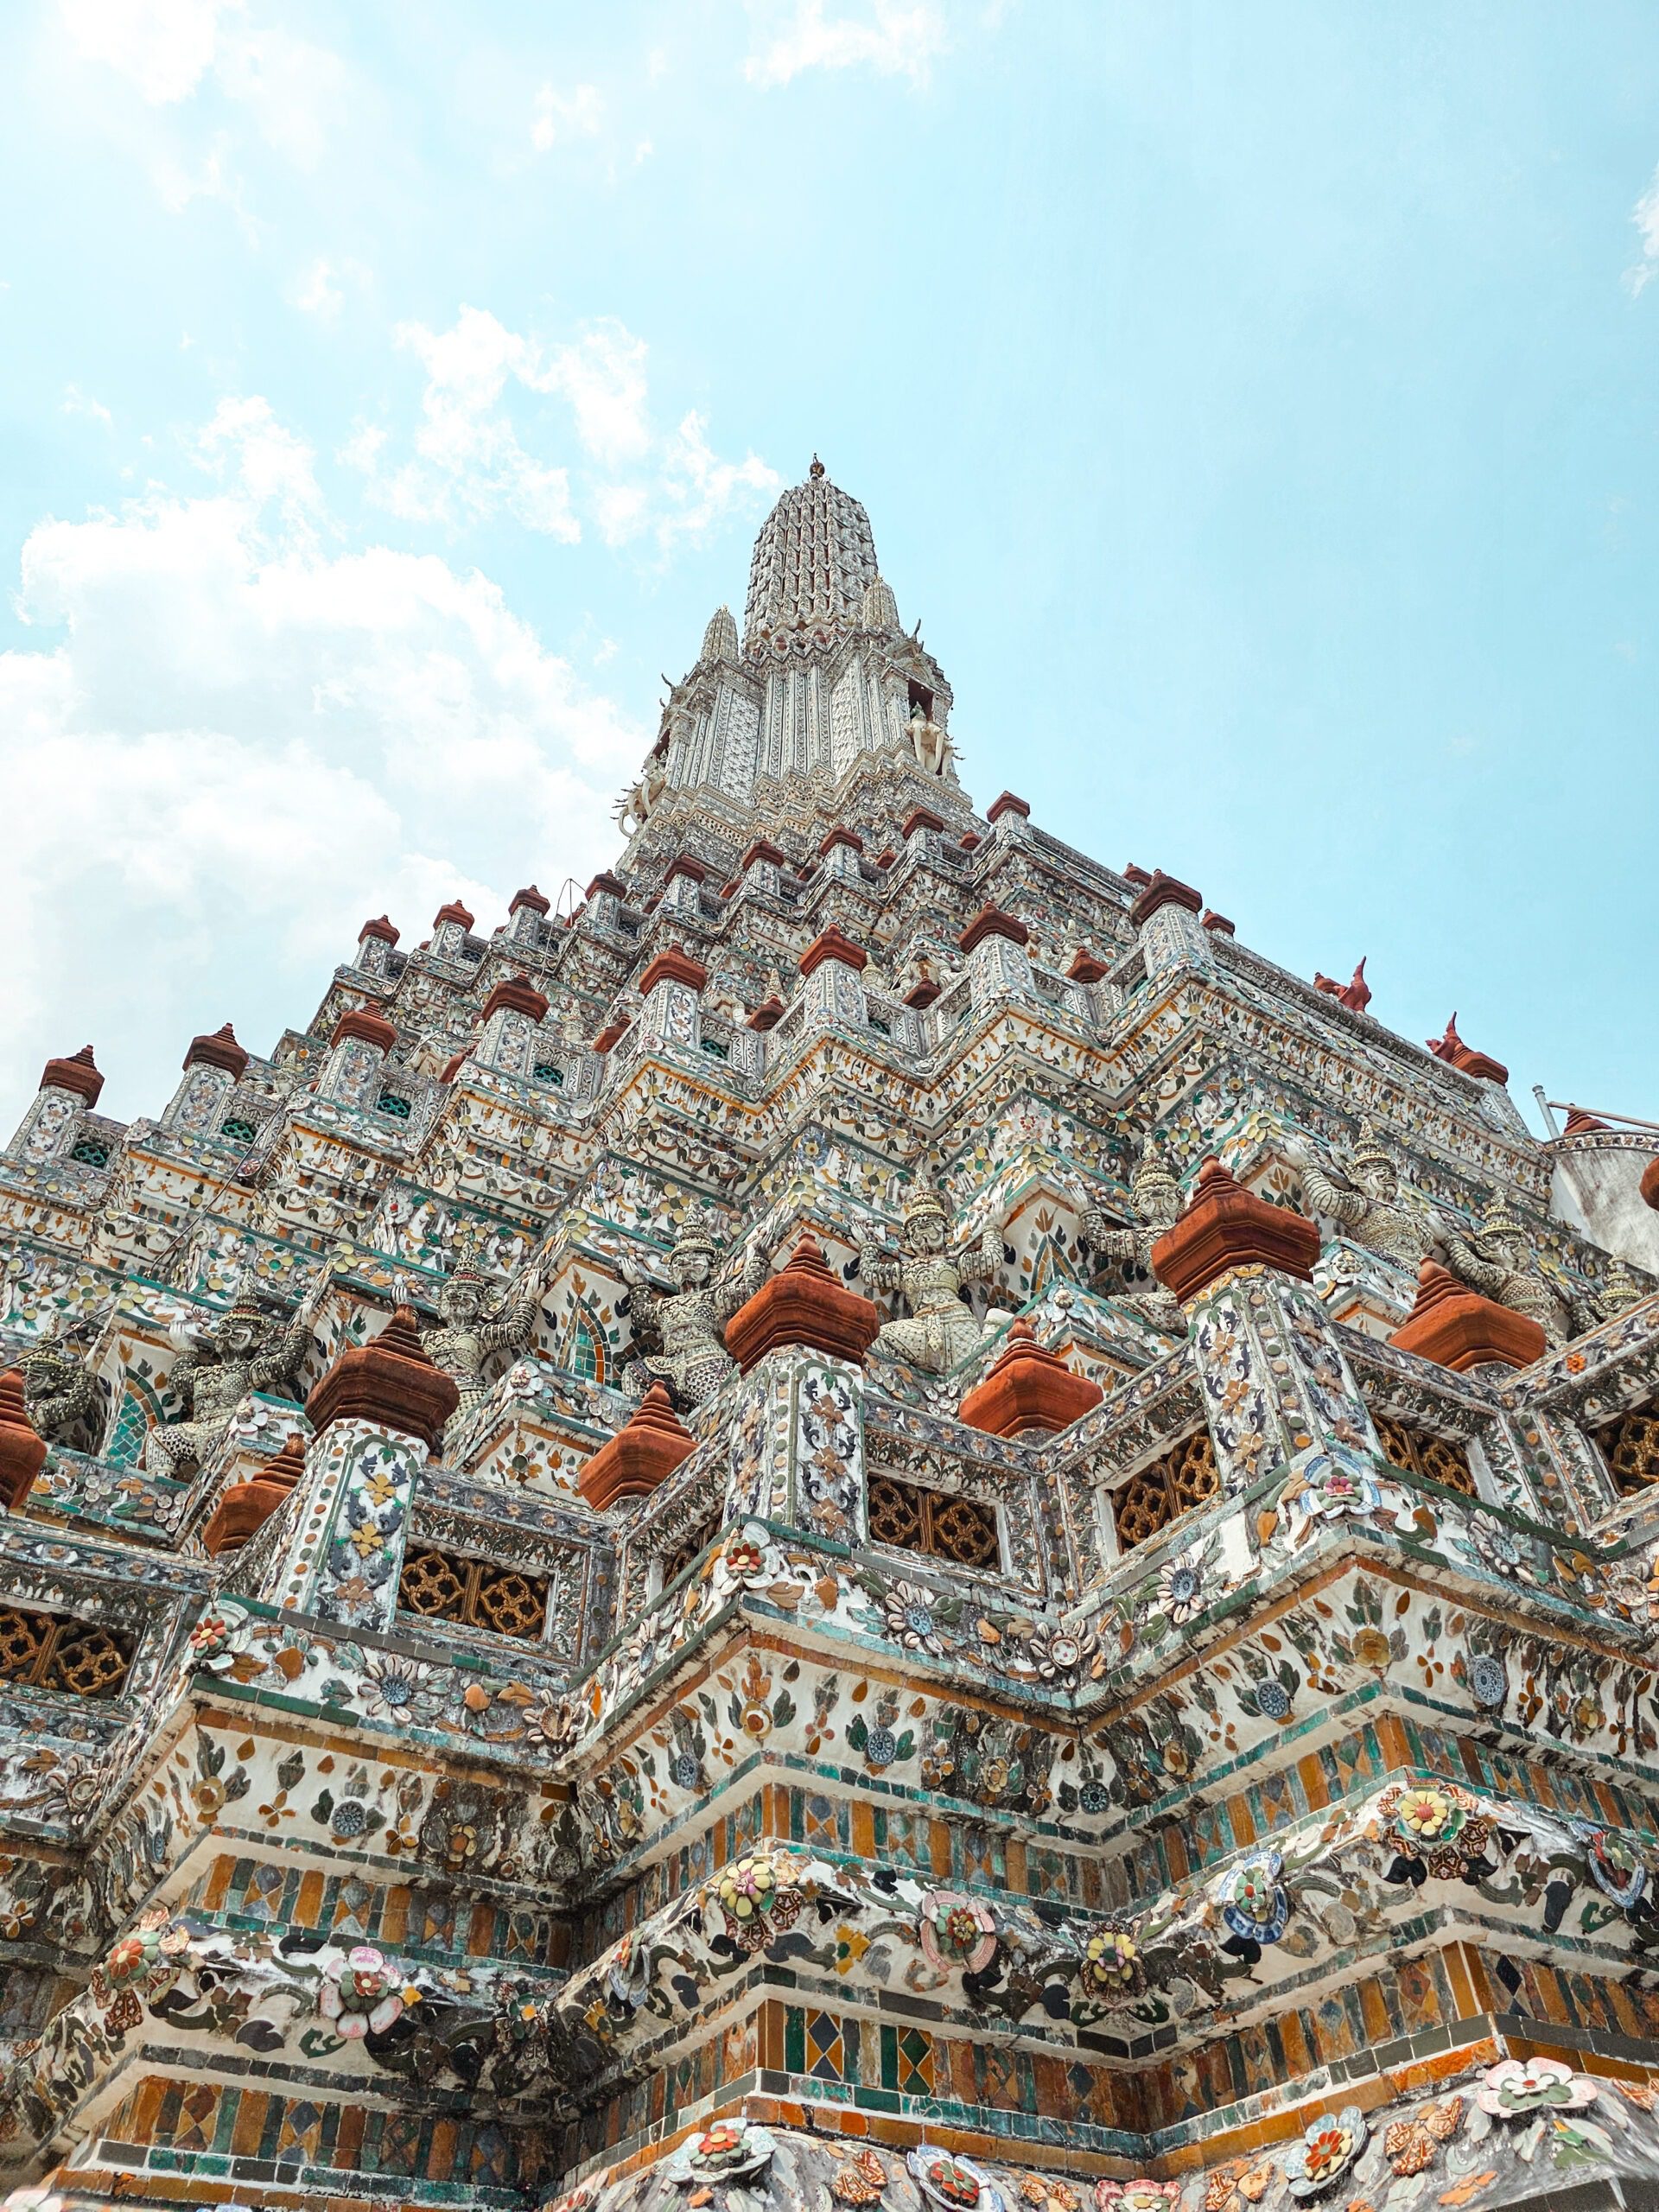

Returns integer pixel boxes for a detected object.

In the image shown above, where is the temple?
[4,462,1659,2212]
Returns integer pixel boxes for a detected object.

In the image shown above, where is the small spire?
[809,454,825,479]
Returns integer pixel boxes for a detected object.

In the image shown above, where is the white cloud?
[289,253,371,320]
[0,395,642,1135]
[1627,164,1659,295]
[62,385,115,429]
[359,306,778,552]
[743,0,947,87]
[57,0,347,193]
[531,81,604,152]
[59,0,230,103]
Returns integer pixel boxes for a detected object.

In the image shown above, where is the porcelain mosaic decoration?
[1,461,1658,2212]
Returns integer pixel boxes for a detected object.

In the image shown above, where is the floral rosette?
[1282,2107,1366,2199]
[713,1850,803,1953]
[667,2120,775,2188]
[1568,1820,1649,1910]
[1155,1550,1207,1624]
[1376,1782,1493,1880]
[1095,2181,1180,2212]
[316,1943,416,2040]
[100,1914,190,2003]
[1076,1928,1144,2006]
[1219,1852,1289,1947]
[918,1889,999,1974]
[907,2148,1002,2212]
[1475,2056,1597,2119]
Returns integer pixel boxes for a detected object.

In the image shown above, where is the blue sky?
[2,0,1656,1140]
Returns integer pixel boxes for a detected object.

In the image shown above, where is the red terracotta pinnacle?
[184,1022,250,1078]
[1129,871,1204,927]
[725,1231,880,1372]
[639,947,709,995]
[482,975,550,1023]
[41,1046,103,1107]
[332,1007,397,1053]
[747,996,785,1032]
[901,805,945,840]
[509,885,550,916]
[201,1432,307,1557]
[1202,910,1236,937]
[1068,950,1111,984]
[1388,1260,1546,1373]
[306,1306,460,1451]
[434,899,475,931]
[0,1370,47,1514]
[1642,1158,1659,1214]
[987,791,1031,823]
[958,1319,1103,1438]
[1560,1107,1609,1137]
[957,905,1030,955]
[1150,1157,1321,1305]
[359,915,399,945]
[577,1385,696,1510]
[819,825,864,855]
[798,925,869,978]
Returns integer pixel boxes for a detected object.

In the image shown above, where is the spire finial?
[809,454,825,479]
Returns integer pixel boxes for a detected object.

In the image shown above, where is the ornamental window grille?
[700,1037,730,1061]
[397,1548,550,1641]
[1374,1414,1478,1497]
[221,1117,257,1144]
[69,1139,110,1167]
[868,1471,1000,1572]
[376,1091,412,1121]
[1593,1402,1659,1498]
[1111,1431,1219,1554]
[660,1509,721,1589]
[533,1063,564,1086]
[0,1607,134,1698]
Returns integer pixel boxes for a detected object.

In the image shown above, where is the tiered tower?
[3,465,1659,2212]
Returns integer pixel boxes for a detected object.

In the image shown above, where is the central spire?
[742,457,879,649]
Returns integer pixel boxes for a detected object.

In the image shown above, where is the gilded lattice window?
[1594,1404,1659,1499]
[397,1548,549,1641]
[1111,1431,1219,1554]
[868,1472,1000,1572]
[0,1606,134,1698]
[660,1510,721,1588]
[1374,1414,1478,1497]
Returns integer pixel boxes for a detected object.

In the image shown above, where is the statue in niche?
[421,1245,551,1437]
[146,1271,331,1478]
[905,701,952,778]
[1082,1140,1188,1337]
[620,1219,766,1408]
[614,753,668,836]
[858,1184,1003,1373]
[19,1313,102,1447]
[1440,1194,1605,1349]
[1286,1118,1440,1272]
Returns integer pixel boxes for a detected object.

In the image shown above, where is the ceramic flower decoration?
[918,1888,999,1974]
[1476,2057,1597,2119]
[1282,2107,1366,2199]
[907,2149,1001,2212]
[713,1850,803,1951]
[316,1943,416,2039]
[1219,1851,1289,1945]
[667,2121,776,2188]
[1095,2182,1180,2212]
